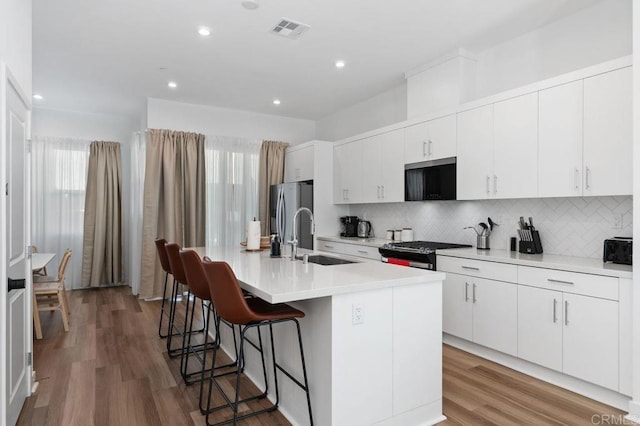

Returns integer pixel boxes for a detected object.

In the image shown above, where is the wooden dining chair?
[32,246,48,276]
[33,249,72,339]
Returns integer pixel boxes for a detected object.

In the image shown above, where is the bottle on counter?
[270,234,281,257]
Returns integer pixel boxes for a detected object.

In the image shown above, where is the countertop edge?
[317,235,391,248]
[437,249,632,279]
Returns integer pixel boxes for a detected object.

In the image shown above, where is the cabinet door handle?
[428,139,433,156]
[553,298,558,323]
[465,282,469,301]
[472,283,477,303]
[346,189,349,201]
[547,278,574,285]
[493,174,498,194]
[342,189,346,200]
[585,166,591,190]
[461,265,479,271]
[381,185,385,198]
[377,185,381,199]
[486,176,490,195]
[574,168,579,190]
[564,300,569,325]
[423,141,427,156]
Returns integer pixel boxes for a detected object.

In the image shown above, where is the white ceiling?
[33,0,601,120]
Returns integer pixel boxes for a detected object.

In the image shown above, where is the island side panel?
[331,288,394,425]
[389,281,444,424]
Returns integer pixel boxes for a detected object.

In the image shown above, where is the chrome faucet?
[289,207,315,260]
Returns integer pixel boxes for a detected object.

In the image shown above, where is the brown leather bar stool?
[155,238,177,339]
[165,242,207,358]
[179,249,240,410]
[202,258,313,426]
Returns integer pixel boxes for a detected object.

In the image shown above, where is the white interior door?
[1,64,32,426]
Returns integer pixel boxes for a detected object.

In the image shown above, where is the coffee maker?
[340,216,359,237]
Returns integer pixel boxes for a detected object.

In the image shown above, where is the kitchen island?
[191,246,446,426]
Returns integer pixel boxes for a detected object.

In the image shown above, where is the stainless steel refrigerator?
[270,182,313,250]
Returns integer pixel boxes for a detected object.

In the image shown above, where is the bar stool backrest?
[155,238,172,274]
[179,249,211,301]
[202,258,258,325]
[165,243,187,284]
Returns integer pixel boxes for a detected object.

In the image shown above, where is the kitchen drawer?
[518,266,618,301]
[437,256,517,283]
[317,240,381,260]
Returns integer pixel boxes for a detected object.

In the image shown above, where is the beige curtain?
[81,141,123,287]
[258,140,289,236]
[139,129,206,299]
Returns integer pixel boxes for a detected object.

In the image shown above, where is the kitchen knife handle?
[574,168,579,190]
[585,166,591,190]
[428,139,433,156]
[462,265,480,271]
[493,174,498,194]
[548,278,574,285]
[465,282,469,301]
[564,300,569,325]
[423,141,427,157]
[553,298,558,323]
[486,176,490,195]
[472,283,477,303]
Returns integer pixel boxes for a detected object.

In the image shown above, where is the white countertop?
[190,246,445,303]
[438,248,632,279]
[317,235,391,248]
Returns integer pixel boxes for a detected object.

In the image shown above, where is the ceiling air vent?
[270,18,311,39]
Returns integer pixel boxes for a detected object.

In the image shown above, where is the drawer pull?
[553,298,558,323]
[547,278,574,285]
[462,266,480,271]
[324,244,335,249]
[357,250,368,254]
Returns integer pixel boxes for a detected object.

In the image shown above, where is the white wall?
[147,98,316,144]
[475,0,632,99]
[0,0,32,96]
[32,107,137,143]
[316,84,407,142]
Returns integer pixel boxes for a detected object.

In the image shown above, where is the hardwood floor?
[17,286,628,425]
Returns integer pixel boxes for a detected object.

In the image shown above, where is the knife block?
[519,230,543,254]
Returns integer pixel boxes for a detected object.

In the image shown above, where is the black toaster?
[603,237,632,265]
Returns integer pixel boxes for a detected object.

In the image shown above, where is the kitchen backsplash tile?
[349,196,632,259]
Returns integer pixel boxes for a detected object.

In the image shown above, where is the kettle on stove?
[357,220,373,238]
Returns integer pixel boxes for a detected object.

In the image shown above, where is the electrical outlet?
[352,304,364,325]
[613,213,623,229]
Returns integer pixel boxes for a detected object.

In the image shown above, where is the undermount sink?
[306,255,358,266]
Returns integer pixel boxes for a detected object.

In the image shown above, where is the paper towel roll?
[247,220,261,250]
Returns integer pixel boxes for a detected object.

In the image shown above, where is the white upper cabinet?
[456,105,493,200]
[404,114,456,164]
[378,130,404,203]
[492,92,538,199]
[284,145,314,183]
[583,67,632,196]
[538,80,584,197]
[334,141,362,204]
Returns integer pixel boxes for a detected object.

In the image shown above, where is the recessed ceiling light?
[242,0,259,10]
[198,27,211,37]
[33,94,43,100]
[335,60,346,68]
[168,81,177,89]
[273,99,281,105]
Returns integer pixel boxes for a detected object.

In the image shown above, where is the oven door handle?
[381,257,433,270]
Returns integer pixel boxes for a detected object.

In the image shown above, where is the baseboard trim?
[444,334,632,412]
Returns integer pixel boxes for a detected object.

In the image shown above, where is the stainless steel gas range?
[379,241,471,270]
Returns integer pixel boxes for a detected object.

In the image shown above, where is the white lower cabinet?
[442,272,517,356]
[562,292,619,391]
[517,285,563,371]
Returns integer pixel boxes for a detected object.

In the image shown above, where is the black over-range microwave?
[405,157,457,201]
